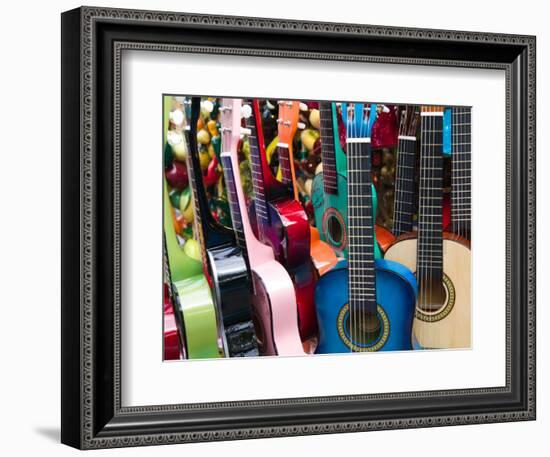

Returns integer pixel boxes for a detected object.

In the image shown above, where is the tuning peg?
[297,122,306,130]
[299,102,308,112]
[241,104,252,119]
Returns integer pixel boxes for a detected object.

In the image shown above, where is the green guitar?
[312,102,382,260]
[163,96,220,359]
[311,102,349,258]
[163,179,221,359]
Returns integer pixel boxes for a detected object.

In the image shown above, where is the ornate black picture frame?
[61,6,536,449]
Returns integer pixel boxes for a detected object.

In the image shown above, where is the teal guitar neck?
[311,102,349,257]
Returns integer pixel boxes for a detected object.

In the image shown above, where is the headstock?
[342,102,378,139]
[220,98,245,155]
[277,100,300,145]
[399,105,420,137]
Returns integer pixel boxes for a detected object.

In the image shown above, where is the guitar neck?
[418,109,444,283]
[347,138,377,316]
[245,102,270,226]
[220,154,248,253]
[319,101,338,195]
[393,135,417,235]
[451,106,471,238]
[186,97,232,249]
[277,143,296,196]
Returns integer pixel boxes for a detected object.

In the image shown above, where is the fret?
[451,106,471,236]
[347,107,377,316]
[184,97,232,250]
[319,102,339,194]
[416,110,444,282]
[244,107,270,224]
[220,154,247,251]
[278,144,294,186]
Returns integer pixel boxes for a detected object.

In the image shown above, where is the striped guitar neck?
[392,106,420,236]
[450,106,471,240]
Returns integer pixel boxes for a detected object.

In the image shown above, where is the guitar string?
[347,103,356,352]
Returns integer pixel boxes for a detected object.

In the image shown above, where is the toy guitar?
[184,97,258,357]
[392,105,420,236]
[311,102,349,258]
[450,106,471,240]
[163,177,221,359]
[245,99,318,342]
[385,106,471,349]
[276,100,339,276]
[219,98,305,356]
[315,103,417,353]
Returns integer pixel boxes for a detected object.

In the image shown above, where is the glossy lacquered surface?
[315,258,417,354]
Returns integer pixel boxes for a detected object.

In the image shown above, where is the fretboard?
[417,112,444,284]
[278,143,294,190]
[347,139,377,317]
[319,101,338,194]
[186,98,231,249]
[220,154,247,252]
[451,106,471,238]
[393,136,417,235]
[245,112,270,225]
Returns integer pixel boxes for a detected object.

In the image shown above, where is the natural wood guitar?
[385,106,471,349]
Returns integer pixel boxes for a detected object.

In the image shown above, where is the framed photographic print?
[61,6,536,449]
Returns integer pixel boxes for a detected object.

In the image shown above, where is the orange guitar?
[277,100,339,275]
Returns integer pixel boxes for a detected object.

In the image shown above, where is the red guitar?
[245,100,318,343]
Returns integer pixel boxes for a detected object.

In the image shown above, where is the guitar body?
[250,261,306,356]
[376,225,396,254]
[173,274,221,359]
[315,259,417,353]
[249,198,311,269]
[384,233,471,349]
[312,171,348,258]
[206,244,258,357]
[309,226,339,276]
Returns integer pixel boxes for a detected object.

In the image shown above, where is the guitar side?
[206,245,258,356]
[172,274,221,359]
[315,259,416,354]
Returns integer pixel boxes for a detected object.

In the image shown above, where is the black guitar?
[185,97,258,357]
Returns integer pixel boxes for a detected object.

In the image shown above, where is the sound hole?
[345,310,382,346]
[417,278,448,313]
[327,213,344,245]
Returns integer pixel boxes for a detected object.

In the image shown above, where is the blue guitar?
[315,103,417,353]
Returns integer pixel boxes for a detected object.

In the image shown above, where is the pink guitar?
[219,98,305,356]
